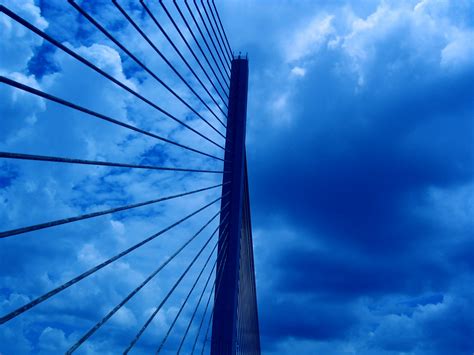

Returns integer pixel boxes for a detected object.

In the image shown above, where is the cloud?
[284,14,334,62]
[0,0,48,73]
[290,66,306,77]
[38,327,69,354]
[0,72,46,145]
[440,29,474,69]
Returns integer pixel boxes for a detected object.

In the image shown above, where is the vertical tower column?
[211,58,249,355]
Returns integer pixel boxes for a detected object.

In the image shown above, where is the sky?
[1,0,473,354]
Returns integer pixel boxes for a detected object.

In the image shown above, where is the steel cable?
[139,0,228,123]
[111,0,226,132]
[69,0,226,143]
[0,6,223,151]
[0,181,226,239]
[0,195,226,325]
[171,1,229,97]
[0,76,224,161]
[124,213,229,354]
[67,206,229,354]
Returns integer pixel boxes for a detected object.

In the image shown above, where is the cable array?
[0,1,264,354]
[183,1,230,87]
[172,1,229,101]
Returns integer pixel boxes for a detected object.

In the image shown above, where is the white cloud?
[280,0,473,89]
[441,30,474,69]
[110,307,137,328]
[0,72,46,145]
[38,327,69,353]
[285,15,334,63]
[0,0,48,73]
[77,243,103,266]
[290,66,306,77]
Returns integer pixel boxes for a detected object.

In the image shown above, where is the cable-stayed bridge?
[0,1,260,354]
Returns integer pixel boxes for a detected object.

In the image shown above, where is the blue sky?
[1,0,473,354]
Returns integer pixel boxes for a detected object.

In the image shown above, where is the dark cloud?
[260,295,358,342]
[250,49,474,253]
[237,1,474,353]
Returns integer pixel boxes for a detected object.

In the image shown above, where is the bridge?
[0,1,260,354]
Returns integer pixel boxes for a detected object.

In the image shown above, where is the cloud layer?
[220,0,473,353]
[1,0,473,354]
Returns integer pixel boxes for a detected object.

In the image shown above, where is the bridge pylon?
[212,57,261,355]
